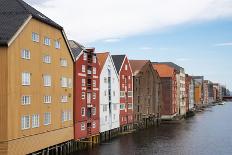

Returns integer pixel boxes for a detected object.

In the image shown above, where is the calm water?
[75,102,232,155]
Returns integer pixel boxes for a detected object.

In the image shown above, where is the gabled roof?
[0,0,62,46]
[68,40,86,60]
[111,55,126,74]
[129,60,149,75]
[153,63,175,77]
[155,62,183,73]
[96,52,109,72]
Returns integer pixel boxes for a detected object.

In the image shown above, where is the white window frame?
[93,67,96,75]
[43,55,51,64]
[55,40,60,49]
[93,80,96,87]
[128,91,133,97]
[92,121,96,128]
[128,103,133,109]
[81,122,85,130]
[82,78,86,87]
[21,95,31,105]
[93,56,97,63]
[32,114,39,128]
[120,104,125,110]
[93,92,96,99]
[82,65,86,73]
[82,92,85,99]
[44,95,52,104]
[92,107,96,115]
[125,64,128,70]
[81,107,85,116]
[44,112,51,125]
[103,105,107,112]
[68,78,72,88]
[43,74,51,87]
[22,72,31,86]
[32,32,39,42]
[21,115,30,130]
[61,95,68,103]
[44,37,51,46]
[83,52,87,61]
[60,58,67,67]
[62,111,68,122]
[120,91,125,98]
[21,49,30,60]
[61,77,68,88]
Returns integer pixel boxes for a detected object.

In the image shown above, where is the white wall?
[99,54,120,133]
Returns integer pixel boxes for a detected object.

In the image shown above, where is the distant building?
[97,53,120,136]
[130,60,162,128]
[153,63,177,119]
[213,83,222,102]
[69,41,100,141]
[0,0,74,154]
[112,55,133,131]
[156,62,186,116]
[185,75,194,111]
[203,80,214,104]
[192,76,204,105]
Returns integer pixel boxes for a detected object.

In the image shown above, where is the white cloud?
[140,47,153,50]
[214,42,232,46]
[25,0,232,43]
[103,38,121,43]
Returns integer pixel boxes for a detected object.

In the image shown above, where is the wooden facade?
[130,60,162,127]
[0,18,74,155]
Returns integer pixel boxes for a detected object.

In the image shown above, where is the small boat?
[218,102,225,105]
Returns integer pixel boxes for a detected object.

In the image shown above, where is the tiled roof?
[0,0,62,46]
[68,40,85,60]
[156,62,183,73]
[153,63,175,77]
[129,60,149,75]
[96,52,109,72]
[111,55,126,74]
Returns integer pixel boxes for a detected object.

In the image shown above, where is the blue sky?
[26,0,232,90]
[88,19,232,89]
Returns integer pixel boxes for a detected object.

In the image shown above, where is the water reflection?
[74,103,232,155]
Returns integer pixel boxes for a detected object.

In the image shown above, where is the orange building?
[194,82,202,105]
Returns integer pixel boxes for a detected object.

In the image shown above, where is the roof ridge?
[16,0,30,14]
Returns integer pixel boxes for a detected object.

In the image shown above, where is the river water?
[75,102,232,155]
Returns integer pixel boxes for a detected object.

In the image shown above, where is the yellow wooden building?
[0,0,74,154]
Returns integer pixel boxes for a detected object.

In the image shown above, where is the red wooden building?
[112,55,133,131]
[69,40,100,141]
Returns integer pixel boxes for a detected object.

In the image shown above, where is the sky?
[25,0,232,90]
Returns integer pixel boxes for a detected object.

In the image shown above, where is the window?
[120,104,125,110]
[32,32,39,42]
[82,65,85,73]
[61,96,68,103]
[22,72,30,86]
[128,76,131,80]
[104,90,107,96]
[21,49,30,60]
[128,84,131,89]
[62,111,68,122]
[43,75,51,87]
[93,92,96,99]
[113,91,115,96]
[125,64,128,70]
[21,95,31,105]
[61,77,68,88]
[32,114,39,128]
[55,40,60,49]
[21,115,30,130]
[92,121,96,128]
[120,91,125,98]
[128,91,133,97]
[82,78,86,87]
[93,67,96,75]
[81,122,85,130]
[103,105,107,112]
[44,112,51,125]
[92,107,96,115]
[60,59,67,67]
[83,52,87,60]
[128,103,133,109]
[93,56,96,63]
[44,96,52,104]
[68,78,72,88]
[82,92,85,99]
[104,77,107,83]
[122,75,125,79]
[43,55,51,64]
[68,111,72,120]
[81,107,85,116]
[44,37,51,46]
[93,80,96,87]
